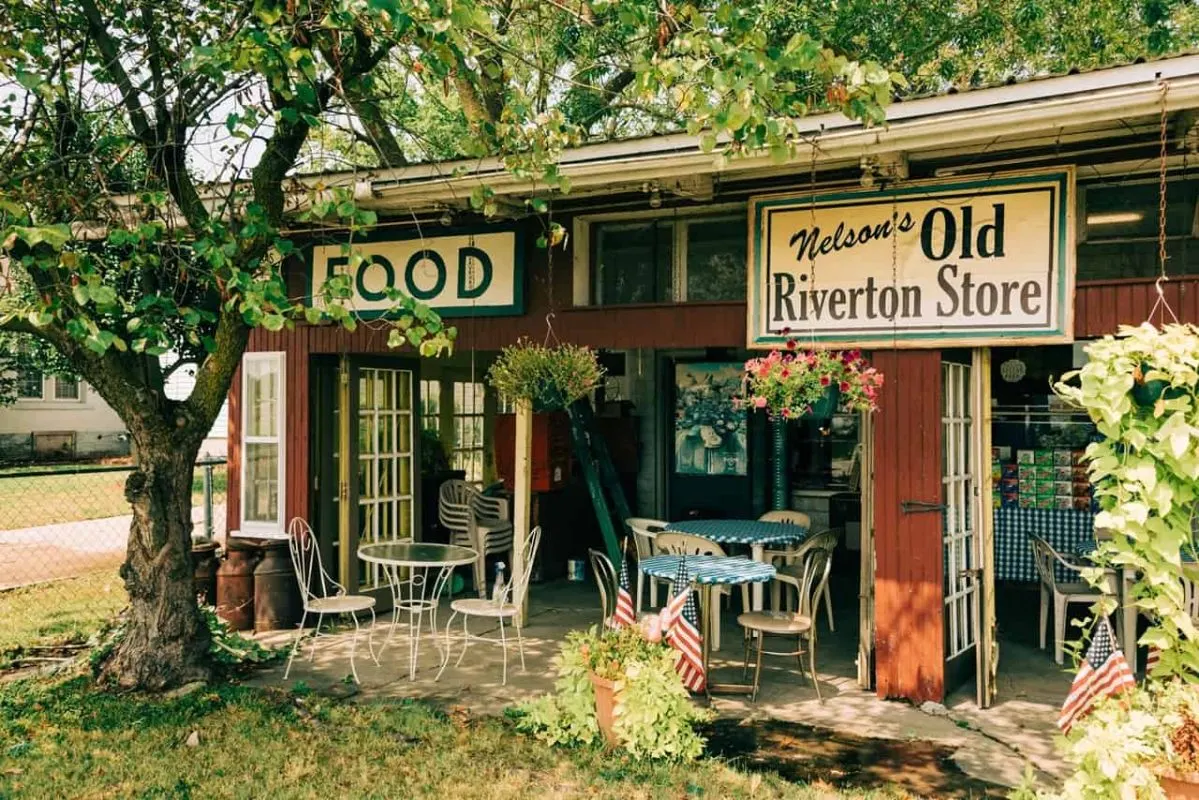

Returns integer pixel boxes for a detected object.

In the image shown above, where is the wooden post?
[512,397,533,624]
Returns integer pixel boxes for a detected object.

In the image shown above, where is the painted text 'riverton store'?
[226,56,1199,706]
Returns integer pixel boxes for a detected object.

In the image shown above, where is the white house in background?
[0,357,227,463]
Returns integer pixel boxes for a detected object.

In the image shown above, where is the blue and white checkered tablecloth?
[663,519,807,546]
[994,507,1096,582]
[639,554,776,585]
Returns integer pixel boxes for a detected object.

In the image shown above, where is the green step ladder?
[567,398,631,567]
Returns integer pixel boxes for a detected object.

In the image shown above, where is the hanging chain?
[544,194,560,346]
[1150,80,1179,325]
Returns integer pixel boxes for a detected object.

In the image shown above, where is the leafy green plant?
[487,339,604,412]
[514,625,712,761]
[420,428,451,474]
[1041,322,1199,798]
[742,342,883,419]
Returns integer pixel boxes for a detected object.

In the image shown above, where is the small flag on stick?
[609,539,637,629]
[1058,620,1135,734]
[664,558,706,693]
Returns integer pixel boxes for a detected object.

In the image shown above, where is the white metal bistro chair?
[1031,536,1117,665]
[654,531,749,651]
[284,517,379,684]
[738,541,833,702]
[626,517,668,611]
[438,479,514,597]
[438,526,543,685]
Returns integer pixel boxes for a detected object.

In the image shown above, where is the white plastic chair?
[285,517,379,684]
[626,517,668,611]
[654,532,749,651]
[438,479,514,597]
[438,526,543,685]
[1031,536,1116,664]
[589,548,619,626]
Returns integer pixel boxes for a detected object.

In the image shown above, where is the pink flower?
[780,369,790,378]
[781,408,791,419]
[641,613,662,643]
[753,396,767,409]
[839,381,850,392]
[820,375,831,387]
[786,339,796,350]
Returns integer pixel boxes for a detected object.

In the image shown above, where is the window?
[420,379,441,433]
[1078,178,1199,281]
[240,353,285,536]
[16,370,43,399]
[590,214,746,305]
[53,377,80,400]
[451,381,484,482]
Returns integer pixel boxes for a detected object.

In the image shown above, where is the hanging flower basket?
[488,338,605,412]
[740,340,883,420]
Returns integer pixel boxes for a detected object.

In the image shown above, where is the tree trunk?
[98,438,211,689]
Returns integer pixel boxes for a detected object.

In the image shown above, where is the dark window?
[592,214,746,304]
[1078,179,1199,281]
[16,370,42,399]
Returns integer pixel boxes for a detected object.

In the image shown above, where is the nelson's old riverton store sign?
[747,169,1075,348]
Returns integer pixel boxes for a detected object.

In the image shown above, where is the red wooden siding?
[1075,277,1199,336]
[871,350,946,703]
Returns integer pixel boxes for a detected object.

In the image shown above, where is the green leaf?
[72,284,90,305]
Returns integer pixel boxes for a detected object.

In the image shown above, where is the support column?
[770,418,789,511]
[512,397,533,624]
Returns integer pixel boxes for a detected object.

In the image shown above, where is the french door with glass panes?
[347,359,418,599]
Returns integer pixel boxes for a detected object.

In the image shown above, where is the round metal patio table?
[640,554,775,697]
[357,542,477,681]
[663,519,807,610]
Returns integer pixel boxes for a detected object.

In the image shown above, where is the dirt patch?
[704,717,1006,797]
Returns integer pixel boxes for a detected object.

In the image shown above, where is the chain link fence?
[0,458,226,662]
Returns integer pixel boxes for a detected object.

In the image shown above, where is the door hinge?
[339,479,348,502]
[901,500,947,514]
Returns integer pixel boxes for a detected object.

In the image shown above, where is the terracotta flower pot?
[1159,769,1199,799]
[588,672,619,746]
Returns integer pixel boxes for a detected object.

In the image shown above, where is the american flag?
[664,558,706,693]
[609,545,637,629]
[1058,620,1135,734]
[1146,645,1161,675]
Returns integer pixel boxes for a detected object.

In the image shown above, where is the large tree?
[0,0,896,690]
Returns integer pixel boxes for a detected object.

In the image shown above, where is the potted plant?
[487,338,605,412]
[515,621,712,760]
[1037,322,1199,799]
[741,340,884,420]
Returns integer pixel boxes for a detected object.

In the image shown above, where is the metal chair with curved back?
[654,531,749,651]
[771,529,840,632]
[438,526,543,685]
[738,541,834,702]
[285,517,379,684]
[438,479,514,597]
[589,548,619,627]
[625,517,668,611]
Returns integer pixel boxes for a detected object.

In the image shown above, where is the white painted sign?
[747,170,1075,348]
[308,228,524,318]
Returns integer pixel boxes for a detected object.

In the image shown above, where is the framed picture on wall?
[674,362,747,476]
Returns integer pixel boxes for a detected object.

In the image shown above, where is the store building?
[225,55,1199,706]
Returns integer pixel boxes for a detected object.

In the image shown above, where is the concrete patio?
[251,577,1070,791]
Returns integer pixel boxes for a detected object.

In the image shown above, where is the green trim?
[303,222,527,320]
[748,171,1073,347]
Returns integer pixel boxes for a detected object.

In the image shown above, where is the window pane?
[686,218,747,301]
[245,360,278,437]
[53,378,80,400]
[244,442,279,522]
[17,371,43,399]
[1086,180,1198,239]
[594,221,673,304]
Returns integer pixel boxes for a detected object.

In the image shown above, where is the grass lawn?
[0,571,125,662]
[0,677,923,800]
[0,464,226,530]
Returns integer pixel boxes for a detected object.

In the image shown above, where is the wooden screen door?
[941,353,980,693]
[973,349,997,708]
[341,359,419,601]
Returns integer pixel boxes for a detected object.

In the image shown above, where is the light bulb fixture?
[1086,211,1144,226]
[1000,357,1027,383]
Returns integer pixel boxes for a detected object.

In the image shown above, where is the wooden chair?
[1031,536,1116,664]
[589,548,619,627]
[654,531,749,650]
[284,518,378,684]
[438,479,514,597]
[626,517,668,611]
[737,542,834,702]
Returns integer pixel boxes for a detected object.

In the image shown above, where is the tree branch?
[79,0,155,144]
